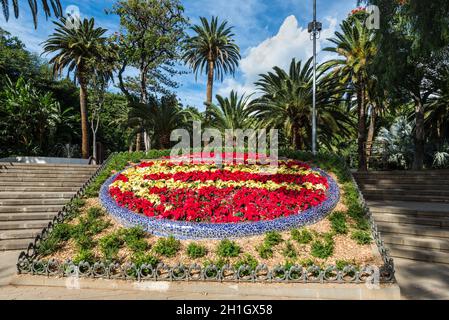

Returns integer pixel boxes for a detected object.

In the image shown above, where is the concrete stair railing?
[0,163,99,251]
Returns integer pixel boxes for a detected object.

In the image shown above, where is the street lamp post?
[308,0,322,156]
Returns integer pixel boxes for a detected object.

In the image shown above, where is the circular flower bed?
[100,157,340,239]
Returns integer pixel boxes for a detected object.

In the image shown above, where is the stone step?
[0,220,50,230]
[373,213,449,228]
[0,205,63,213]
[361,187,449,197]
[360,183,449,191]
[0,167,98,172]
[353,170,449,176]
[378,223,449,239]
[365,193,449,203]
[0,198,69,206]
[381,234,449,252]
[355,178,449,186]
[0,173,94,179]
[0,192,76,199]
[0,238,35,251]
[0,181,85,187]
[0,177,91,182]
[0,228,43,240]
[368,203,449,218]
[0,186,80,192]
[0,163,100,169]
[0,212,58,221]
[386,245,449,264]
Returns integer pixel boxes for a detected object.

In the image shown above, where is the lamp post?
[308,0,322,156]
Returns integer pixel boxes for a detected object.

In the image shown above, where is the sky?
[0,0,358,110]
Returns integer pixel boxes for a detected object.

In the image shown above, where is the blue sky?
[0,0,357,110]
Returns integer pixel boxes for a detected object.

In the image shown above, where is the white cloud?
[217,15,337,97]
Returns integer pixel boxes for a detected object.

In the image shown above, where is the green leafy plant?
[186,243,207,259]
[131,253,159,268]
[351,230,372,245]
[153,236,181,257]
[311,234,334,259]
[216,239,241,258]
[291,228,313,244]
[73,248,95,265]
[99,233,123,261]
[256,243,273,259]
[121,227,148,252]
[329,211,348,234]
[282,241,297,259]
[264,231,283,247]
[234,254,258,276]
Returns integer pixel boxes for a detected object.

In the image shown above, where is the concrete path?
[0,250,21,287]
[394,257,449,300]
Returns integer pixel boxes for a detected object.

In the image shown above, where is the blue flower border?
[99,166,340,240]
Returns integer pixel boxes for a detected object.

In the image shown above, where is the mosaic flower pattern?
[108,159,328,223]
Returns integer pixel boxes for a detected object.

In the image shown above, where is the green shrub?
[51,223,72,241]
[351,230,372,245]
[73,232,95,250]
[311,236,334,259]
[291,228,313,244]
[282,241,297,259]
[298,258,315,268]
[216,239,241,258]
[354,217,370,231]
[121,227,148,252]
[86,207,105,219]
[329,211,348,234]
[234,254,258,271]
[73,249,95,265]
[153,236,181,257]
[335,259,355,271]
[131,253,159,268]
[36,237,60,256]
[186,243,207,259]
[264,231,283,247]
[89,219,111,234]
[99,233,123,261]
[256,243,273,259]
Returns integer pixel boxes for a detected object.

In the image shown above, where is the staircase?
[354,170,449,265]
[0,162,99,251]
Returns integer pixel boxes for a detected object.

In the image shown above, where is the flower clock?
[100,155,340,239]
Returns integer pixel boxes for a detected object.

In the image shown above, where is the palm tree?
[252,58,351,151]
[1,0,63,28]
[128,95,189,150]
[323,18,377,171]
[183,16,241,111]
[43,18,108,159]
[208,91,255,131]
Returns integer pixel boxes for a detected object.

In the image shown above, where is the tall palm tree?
[209,91,255,131]
[183,16,240,111]
[252,58,351,151]
[323,18,377,171]
[128,95,189,150]
[1,0,63,28]
[43,18,108,159]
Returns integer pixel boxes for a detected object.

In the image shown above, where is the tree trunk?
[366,105,377,160]
[292,123,302,151]
[140,65,149,152]
[206,59,215,113]
[412,98,425,170]
[78,74,90,159]
[136,132,142,152]
[357,81,368,172]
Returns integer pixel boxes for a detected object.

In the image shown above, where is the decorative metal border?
[99,168,340,240]
[16,153,396,284]
[16,259,387,284]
